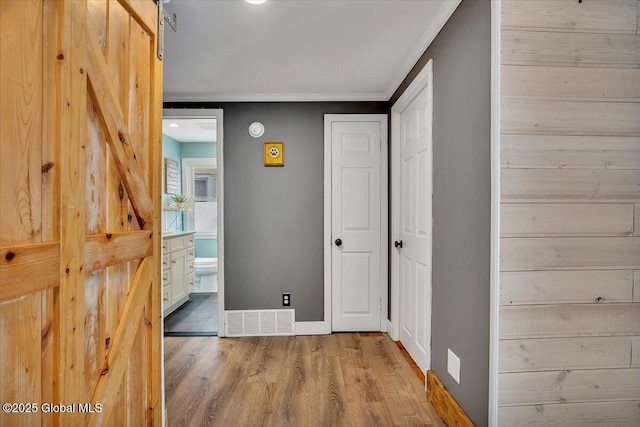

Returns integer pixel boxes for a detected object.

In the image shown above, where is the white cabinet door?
[170,249,188,304]
[331,121,382,331]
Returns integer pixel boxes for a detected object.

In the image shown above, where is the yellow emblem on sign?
[264,142,284,167]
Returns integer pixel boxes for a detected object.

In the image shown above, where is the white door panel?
[332,121,382,332]
[398,81,433,374]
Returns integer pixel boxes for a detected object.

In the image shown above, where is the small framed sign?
[264,142,284,167]
[164,158,179,194]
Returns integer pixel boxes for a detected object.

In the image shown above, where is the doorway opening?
[161,110,224,336]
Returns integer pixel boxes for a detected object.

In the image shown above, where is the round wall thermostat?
[248,121,265,138]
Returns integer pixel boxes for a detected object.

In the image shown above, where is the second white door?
[397,75,433,374]
[330,118,385,331]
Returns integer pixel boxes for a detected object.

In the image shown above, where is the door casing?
[163,108,225,337]
[316,114,388,335]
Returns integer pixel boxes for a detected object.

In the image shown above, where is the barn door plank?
[55,1,88,425]
[86,257,153,426]
[86,22,153,230]
[0,242,60,302]
[83,230,153,273]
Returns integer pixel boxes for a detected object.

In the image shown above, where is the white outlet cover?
[447,348,461,384]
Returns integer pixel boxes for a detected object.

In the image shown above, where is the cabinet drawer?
[186,259,195,275]
[169,236,187,253]
[162,240,168,252]
[162,270,170,286]
[186,234,195,247]
[187,272,195,293]
[187,246,195,261]
[162,253,170,270]
[162,287,171,307]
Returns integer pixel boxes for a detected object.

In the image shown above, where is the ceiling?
[162,118,217,142]
[162,0,459,102]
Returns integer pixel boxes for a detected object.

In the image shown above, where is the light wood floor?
[164,333,445,427]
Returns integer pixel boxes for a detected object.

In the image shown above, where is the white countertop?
[162,231,196,239]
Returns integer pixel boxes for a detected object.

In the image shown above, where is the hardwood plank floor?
[164,333,445,427]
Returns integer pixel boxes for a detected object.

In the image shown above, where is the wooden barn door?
[0,0,163,425]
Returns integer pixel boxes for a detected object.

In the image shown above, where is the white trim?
[162,108,225,337]
[295,321,330,336]
[163,92,388,103]
[386,320,394,338]
[489,1,501,426]
[384,0,462,100]
[380,117,389,333]
[390,60,434,353]
[324,114,389,333]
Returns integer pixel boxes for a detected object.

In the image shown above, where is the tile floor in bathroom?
[164,292,218,336]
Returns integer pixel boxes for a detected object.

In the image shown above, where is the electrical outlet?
[282,293,291,306]
[447,348,461,384]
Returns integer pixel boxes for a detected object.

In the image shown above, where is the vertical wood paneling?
[500,1,640,423]
[85,99,108,234]
[55,1,88,424]
[103,9,133,419]
[0,297,42,427]
[0,1,46,426]
[0,0,43,245]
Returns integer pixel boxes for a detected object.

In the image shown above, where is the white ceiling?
[162,118,217,142]
[162,0,459,102]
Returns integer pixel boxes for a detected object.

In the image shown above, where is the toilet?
[194,257,218,293]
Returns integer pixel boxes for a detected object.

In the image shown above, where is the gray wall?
[210,102,386,321]
[390,1,491,425]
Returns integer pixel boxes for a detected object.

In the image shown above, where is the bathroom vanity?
[162,231,196,317]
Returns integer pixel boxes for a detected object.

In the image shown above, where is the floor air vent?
[225,309,295,336]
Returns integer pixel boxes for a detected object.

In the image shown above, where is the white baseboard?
[295,321,331,335]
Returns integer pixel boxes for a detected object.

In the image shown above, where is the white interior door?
[397,80,433,373]
[331,120,383,331]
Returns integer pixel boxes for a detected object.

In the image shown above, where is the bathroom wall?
[162,133,183,231]
[195,239,217,258]
[181,141,216,158]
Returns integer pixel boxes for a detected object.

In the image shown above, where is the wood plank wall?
[499,1,640,425]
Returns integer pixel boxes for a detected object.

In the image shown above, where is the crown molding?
[384,0,462,100]
[163,92,388,103]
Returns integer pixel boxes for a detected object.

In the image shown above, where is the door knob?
[394,240,403,248]
[335,238,342,247]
